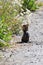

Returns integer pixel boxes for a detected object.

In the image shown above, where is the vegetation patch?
[0,39,10,47]
[38,2,43,7]
[22,0,38,12]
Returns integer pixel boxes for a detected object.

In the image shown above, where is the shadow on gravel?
[16,41,43,45]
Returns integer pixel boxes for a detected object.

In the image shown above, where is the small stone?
[28,50,29,52]
[30,61,33,63]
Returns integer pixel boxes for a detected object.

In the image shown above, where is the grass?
[37,2,43,7]
[0,42,10,48]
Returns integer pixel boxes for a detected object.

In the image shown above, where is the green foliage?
[0,42,10,47]
[0,38,10,47]
[0,0,13,47]
[22,0,37,12]
[38,2,43,7]
[11,18,22,35]
[14,3,21,14]
[0,17,12,42]
[0,0,23,47]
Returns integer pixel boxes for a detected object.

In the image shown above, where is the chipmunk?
[21,24,29,43]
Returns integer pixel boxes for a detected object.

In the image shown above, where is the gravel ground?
[0,2,43,65]
[29,6,43,43]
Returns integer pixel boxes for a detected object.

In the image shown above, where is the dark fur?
[21,31,29,43]
[21,24,29,43]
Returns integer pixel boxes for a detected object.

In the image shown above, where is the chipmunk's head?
[22,24,28,32]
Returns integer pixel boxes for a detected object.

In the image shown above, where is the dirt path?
[29,6,43,43]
